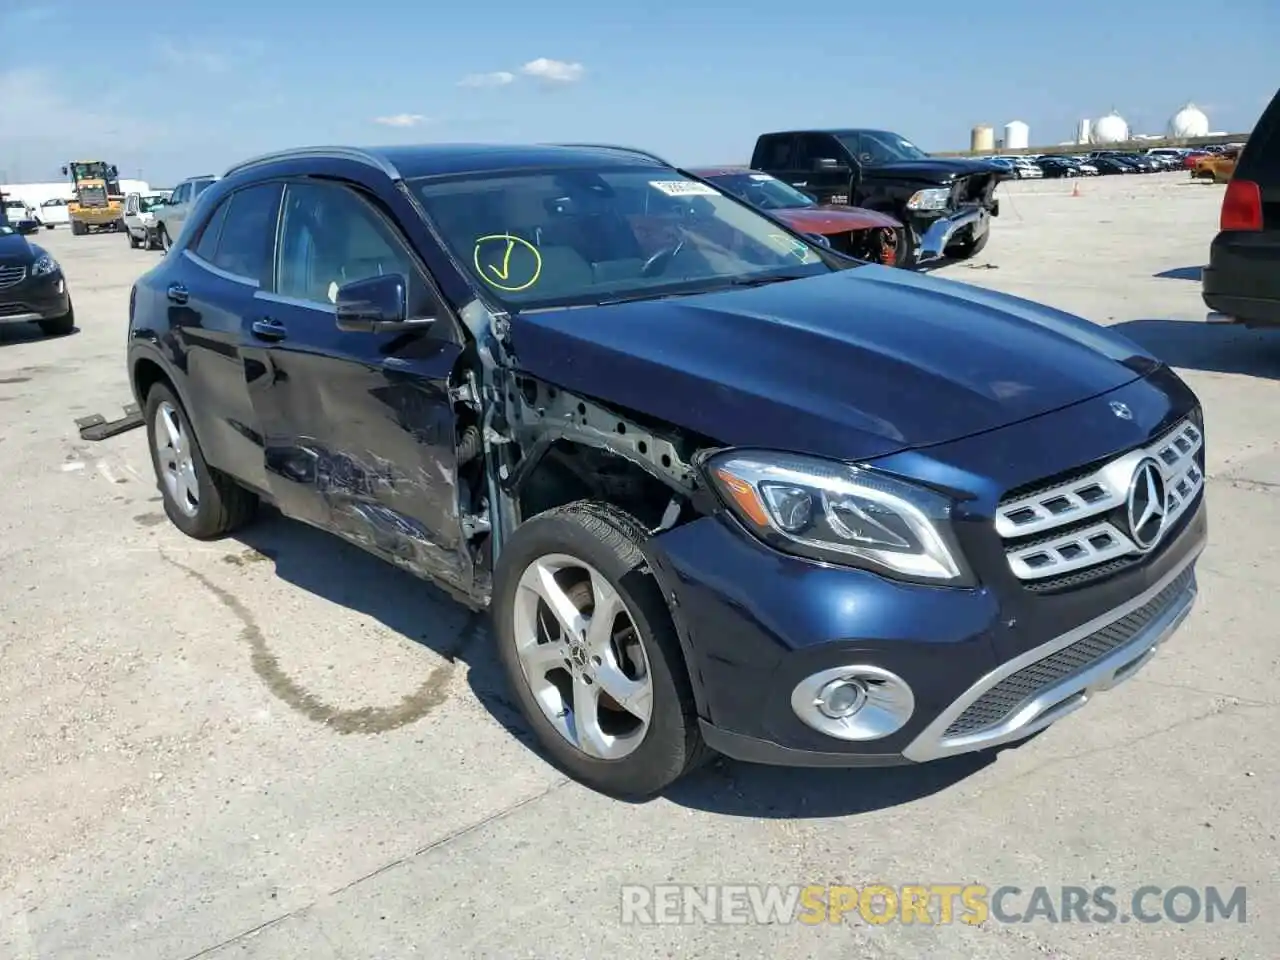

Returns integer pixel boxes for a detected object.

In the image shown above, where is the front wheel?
[158,225,172,252]
[37,301,75,337]
[947,226,990,259]
[127,225,141,248]
[492,501,709,798]
[144,382,258,539]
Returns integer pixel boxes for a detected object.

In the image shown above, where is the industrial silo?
[1091,111,1130,144]
[970,125,995,153]
[1076,118,1092,144]
[1003,121,1029,150]
[1168,102,1209,138]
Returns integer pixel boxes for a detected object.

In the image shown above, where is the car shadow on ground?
[1153,266,1203,281]
[0,324,79,346]
[230,506,1001,817]
[1113,318,1280,379]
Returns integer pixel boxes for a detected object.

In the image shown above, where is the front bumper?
[645,378,1206,769]
[0,272,71,324]
[916,206,990,261]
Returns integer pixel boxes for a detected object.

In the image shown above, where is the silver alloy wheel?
[154,400,199,517]
[512,553,654,760]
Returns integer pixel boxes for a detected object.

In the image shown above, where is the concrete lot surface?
[1,172,1275,959]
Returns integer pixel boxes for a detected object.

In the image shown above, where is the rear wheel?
[158,225,172,252]
[144,382,258,539]
[492,501,709,798]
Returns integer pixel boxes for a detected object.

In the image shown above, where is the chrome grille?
[0,264,27,289]
[997,419,1203,582]
[944,566,1194,738]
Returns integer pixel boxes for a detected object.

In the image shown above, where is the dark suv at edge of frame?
[126,142,1207,798]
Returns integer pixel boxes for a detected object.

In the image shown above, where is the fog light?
[791,665,915,741]
[817,678,867,718]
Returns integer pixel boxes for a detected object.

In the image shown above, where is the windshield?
[412,165,836,309]
[701,172,816,211]
[72,162,108,181]
[836,131,929,166]
[139,195,167,212]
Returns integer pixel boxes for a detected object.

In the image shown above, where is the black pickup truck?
[750,129,1009,266]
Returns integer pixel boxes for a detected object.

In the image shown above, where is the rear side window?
[757,135,793,169]
[193,199,229,261]
[192,178,216,199]
[197,183,283,285]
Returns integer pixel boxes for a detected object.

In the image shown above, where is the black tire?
[947,227,990,259]
[70,220,85,236]
[145,227,160,250]
[127,225,141,248]
[895,226,922,269]
[37,301,75,337]
[143,381,258,539]
[158,225,172,252]
[492,501,710,798]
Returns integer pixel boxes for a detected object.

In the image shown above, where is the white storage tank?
[1091,111,1129,144]
[1168,102,1209,138]
[970,124,995,153]
[1003,121,1029,150]
[1076,118,1092,144]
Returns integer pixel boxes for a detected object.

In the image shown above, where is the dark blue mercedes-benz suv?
[125,142,1207,798]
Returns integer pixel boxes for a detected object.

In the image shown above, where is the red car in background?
[689,166,908,266]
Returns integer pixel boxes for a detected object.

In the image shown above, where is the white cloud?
[458,71,515,89]
[153,38,230,74]
[373,113,429,128]
[520,58,585,84]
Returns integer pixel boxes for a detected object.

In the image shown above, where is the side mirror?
[804,232,832,248]
[335,274,431,333]
[813,157,850,173]
[109,165,119,178]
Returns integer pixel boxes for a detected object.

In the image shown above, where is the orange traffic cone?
[1071,180,1081,197]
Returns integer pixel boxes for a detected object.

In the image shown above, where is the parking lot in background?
[1,170,1276,959]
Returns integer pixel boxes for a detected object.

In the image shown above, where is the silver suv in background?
[152,175,218,251]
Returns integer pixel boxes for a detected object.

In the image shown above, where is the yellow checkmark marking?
[487,237,515,281]
[473,234,543,292]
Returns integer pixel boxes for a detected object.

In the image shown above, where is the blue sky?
[1,0,1276,186]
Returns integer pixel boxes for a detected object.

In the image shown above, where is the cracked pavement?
[0,172,1275,959]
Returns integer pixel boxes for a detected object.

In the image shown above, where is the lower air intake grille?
[943,566,1194,738]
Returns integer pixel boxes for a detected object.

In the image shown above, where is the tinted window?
[794,134,840,169]
[276,181,418,307]
[192,179,216,198]
[193,198,229,261]
[207,183,282,284]
[171,183,189,205]
[757,135,793,169]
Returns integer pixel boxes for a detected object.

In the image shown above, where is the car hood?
[0,231,34,259]
[771,205,900,235]
[509,266,1156,462]
[861,158,1006,182]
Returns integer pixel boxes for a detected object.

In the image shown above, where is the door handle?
[166,282,188,304]
[251,318,288,342]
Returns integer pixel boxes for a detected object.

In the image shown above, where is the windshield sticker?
[473,233,543,292]
[649,180,718,197]
[749,174,775,181]
[767,233,819,262]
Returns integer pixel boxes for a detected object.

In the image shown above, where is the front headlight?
[31,253,59,276]
[705,450,972,584]
[906,187,950,212]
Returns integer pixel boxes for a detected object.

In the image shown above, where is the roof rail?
[545,142,673,166]
[221,146,402,181]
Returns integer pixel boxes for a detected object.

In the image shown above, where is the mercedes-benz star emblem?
[1110,401,1133,420]
[1126,459,1168,550]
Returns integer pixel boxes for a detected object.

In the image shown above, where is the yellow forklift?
[63,160,125,235]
